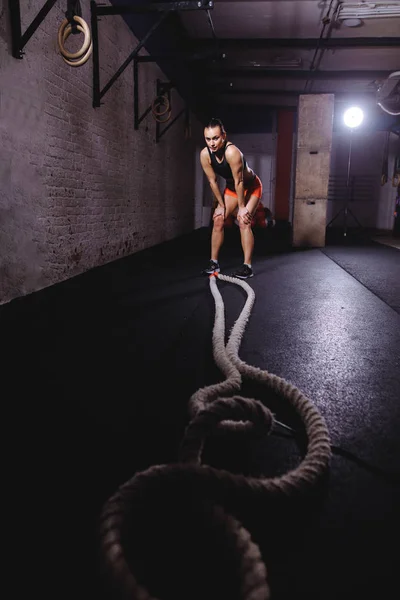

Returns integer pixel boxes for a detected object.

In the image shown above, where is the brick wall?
[0,1,201,305]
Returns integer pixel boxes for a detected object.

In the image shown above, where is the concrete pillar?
[275,110,295,222]
[292,94,334,247]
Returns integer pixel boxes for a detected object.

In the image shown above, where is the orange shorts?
[224,175,263,201]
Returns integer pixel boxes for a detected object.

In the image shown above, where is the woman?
[200,117,263,279]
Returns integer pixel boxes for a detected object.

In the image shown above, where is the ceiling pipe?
[335,1,400,20]
[210,69,392,80]
[304,0,338,92]
[191,38,400,49]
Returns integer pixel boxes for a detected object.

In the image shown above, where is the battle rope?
[99,272,331,599]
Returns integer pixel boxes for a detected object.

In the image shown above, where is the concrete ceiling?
[180,1,399,103]
[117,1,400,128]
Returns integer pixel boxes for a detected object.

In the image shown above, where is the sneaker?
[232,264,253,279]
[202,259,220,275]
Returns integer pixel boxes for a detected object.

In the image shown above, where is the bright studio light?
[343,106,364,128]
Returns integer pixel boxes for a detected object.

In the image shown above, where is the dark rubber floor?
[2,226,399,600]
[322,240,400,314]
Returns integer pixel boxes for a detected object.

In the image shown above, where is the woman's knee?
[213,215,225,231]
[237,220,252,232]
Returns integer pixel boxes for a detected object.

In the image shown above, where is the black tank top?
[207,142,247,182]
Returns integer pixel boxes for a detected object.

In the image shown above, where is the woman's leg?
[211,194,238,262]
[237,193,260,265]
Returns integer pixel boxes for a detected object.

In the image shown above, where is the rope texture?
[99,273,332,599]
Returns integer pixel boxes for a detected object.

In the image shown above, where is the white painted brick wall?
[0,0,200,304]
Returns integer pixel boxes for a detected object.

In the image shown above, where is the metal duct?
[377,71,400,116]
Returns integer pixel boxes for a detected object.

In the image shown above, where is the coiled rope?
[99,272,332,599]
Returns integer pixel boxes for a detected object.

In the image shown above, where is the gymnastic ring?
[58,15,91,60]
[61,24,92,67]
[151,95,170,117]
[153,109,172,123]
[58,15,91,59]
[61,39,92,67]
[62,26,92,66]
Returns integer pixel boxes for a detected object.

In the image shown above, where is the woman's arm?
[200,148,225,212]
[225,145,245,208]
[225,145,252,224]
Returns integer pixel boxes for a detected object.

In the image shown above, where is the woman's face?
[204,126,226,153]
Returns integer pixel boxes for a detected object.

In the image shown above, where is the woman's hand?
[237,206,252,225]
[213,205,225,219]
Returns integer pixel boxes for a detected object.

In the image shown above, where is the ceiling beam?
[191,37,400,49]
[211,69,392,80]
[217,89,376,97]
[99,1,213,15]
[218,104,298,111]
[210,0,336,2]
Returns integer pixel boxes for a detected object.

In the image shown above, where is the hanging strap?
[65,0,82,34]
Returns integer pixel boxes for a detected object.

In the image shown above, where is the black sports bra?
[207,142,247,182]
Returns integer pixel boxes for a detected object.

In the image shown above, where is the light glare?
[343,106,364,128]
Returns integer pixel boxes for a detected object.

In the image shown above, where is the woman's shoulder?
[200,146,212,166]
[225,142,242,159]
